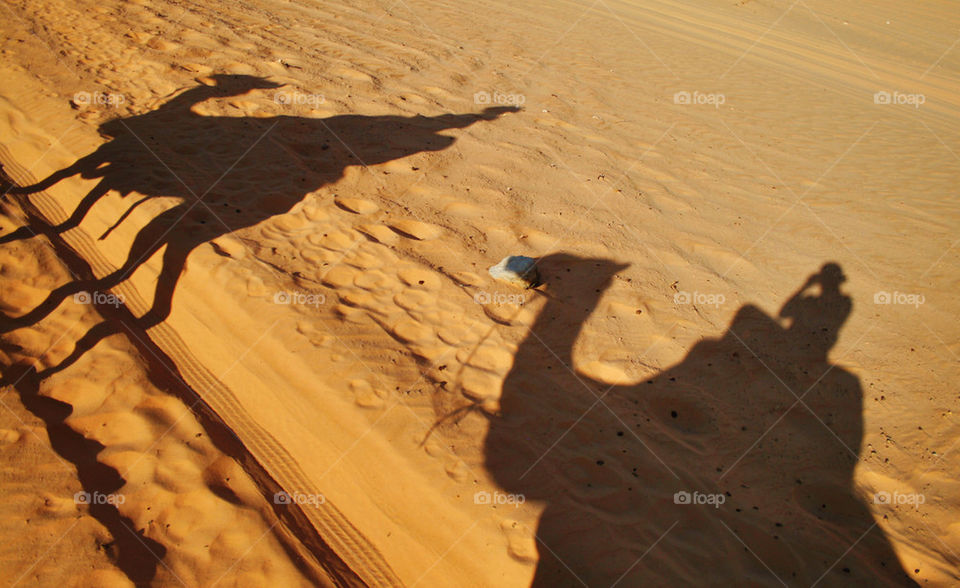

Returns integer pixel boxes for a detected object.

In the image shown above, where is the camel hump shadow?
[1,74,518,339]
[483,255,916,587]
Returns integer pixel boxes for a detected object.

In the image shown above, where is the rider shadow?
[0,74,517,372]
[485,256,916,587]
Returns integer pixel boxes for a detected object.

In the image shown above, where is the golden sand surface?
[0,0,957,585]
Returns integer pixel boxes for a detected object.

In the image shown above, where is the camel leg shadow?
[0,206,189,333]
[1,362,167,583]
[0,148,117,245]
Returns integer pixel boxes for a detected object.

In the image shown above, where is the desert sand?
[0,0,957,586]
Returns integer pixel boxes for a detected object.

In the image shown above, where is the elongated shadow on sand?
[0,75,516,583]
[485,255,916,587]
[0,74,517,375]
[1,363,167,584]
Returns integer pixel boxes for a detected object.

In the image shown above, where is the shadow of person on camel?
[1,74,517,340]
[485,255,916,587]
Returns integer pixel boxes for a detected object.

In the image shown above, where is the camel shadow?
[485,255,916,587]
[0,74,515,583]
[0,74,516,371]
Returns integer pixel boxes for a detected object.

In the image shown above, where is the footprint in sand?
[357,224,399,244]
[319,266,358,288]
[460,367,502,407]
[350,379,386,409]
[388,220,442,241]
[354,270,398,291]
[499,519,538,563]
[328,65,374,83]
[146,37,179,52]
[394,289,435,311]
[334,196,379,215]
[444,458,469,482]
[389,319,435,344]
